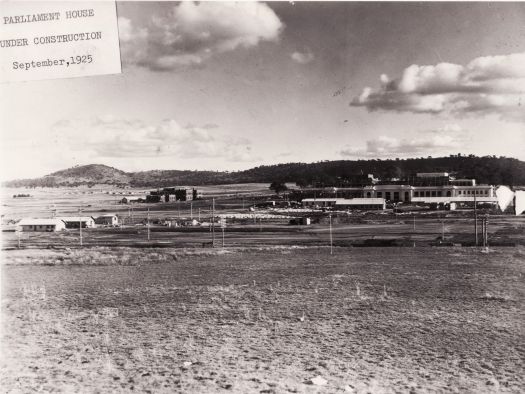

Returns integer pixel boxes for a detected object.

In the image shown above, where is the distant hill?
[3,155,525,188]
[4,164,131,188]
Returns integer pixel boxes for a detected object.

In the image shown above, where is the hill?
[3,155,525,188]
[4,164,131,188]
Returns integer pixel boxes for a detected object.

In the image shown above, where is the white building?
[95,214,119,226]
[335,198,386,210]
[302,198,386,210]
[56,216,96,229]
[17,218,66,232]
[301,198,340,208]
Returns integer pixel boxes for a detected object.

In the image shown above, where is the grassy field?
[1,246,524,393]
[3,214,525,249]
[1,184,273,221]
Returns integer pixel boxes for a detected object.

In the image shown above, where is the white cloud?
[51,117,256,162]
[340,124,469,158]
[351,52,525,121]
[291,50,314,64]
[119,2,283,71]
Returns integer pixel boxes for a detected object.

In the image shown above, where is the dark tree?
[269,181,288,194]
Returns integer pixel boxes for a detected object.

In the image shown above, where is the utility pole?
[329,213,333,255]
[474,194,478,246]
[212,198,215,247]
[483,215,489,249]
[79,207,83,247]
[147,208,150,241]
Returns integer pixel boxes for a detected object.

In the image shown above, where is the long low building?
[411,196,498,204]
[17,218,66,232]
[335,198,386,210]
[302,198,386,210]
[301,198,340,208]
[297,183,495,204]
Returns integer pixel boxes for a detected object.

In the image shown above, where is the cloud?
[51,117,256,162]
[351,52,525,121]
[119,2,283,71]
[291,50,314,64]
[340,124,469,158]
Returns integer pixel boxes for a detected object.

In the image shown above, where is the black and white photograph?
[1,1,524,392]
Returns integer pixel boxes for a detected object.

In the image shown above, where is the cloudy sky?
[2,1,525,180]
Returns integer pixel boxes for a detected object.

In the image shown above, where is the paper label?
[0,1,121,82]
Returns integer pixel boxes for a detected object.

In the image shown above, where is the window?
[437,191,442,197]
[431,191,436,197]
[447,191,451,197]
[394,192,399,201]
[377,192,382,198]
[366,192,371,198]
[404,192,409,200]
[385,192,391,200]
[426,191,430,197]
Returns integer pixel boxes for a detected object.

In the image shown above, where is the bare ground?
[1,247,524,393]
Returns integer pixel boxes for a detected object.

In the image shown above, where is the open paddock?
[1,246,524,393]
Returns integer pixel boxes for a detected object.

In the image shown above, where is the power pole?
[147,208,150,241]
[474,194,478,246]
[329,214,333,255]
[79,207,83,247]
[483,215,489,248]
[212,198,215,247]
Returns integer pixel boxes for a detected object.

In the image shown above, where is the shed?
[95,214,119,226]
[56,216,96,229]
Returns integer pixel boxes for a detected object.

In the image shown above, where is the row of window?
[365,189,491,199]
[457,190,489,195]
[414,191,448,197]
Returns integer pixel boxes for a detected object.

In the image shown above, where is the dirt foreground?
[1,246,524,393]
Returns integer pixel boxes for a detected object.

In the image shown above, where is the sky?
[2,1,525,180]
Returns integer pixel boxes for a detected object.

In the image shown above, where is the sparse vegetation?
[1,247,523,392]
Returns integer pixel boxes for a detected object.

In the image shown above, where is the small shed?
[95,214,119,226]
[56,216,96,229]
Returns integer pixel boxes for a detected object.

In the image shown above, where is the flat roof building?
[335,198,386,210]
